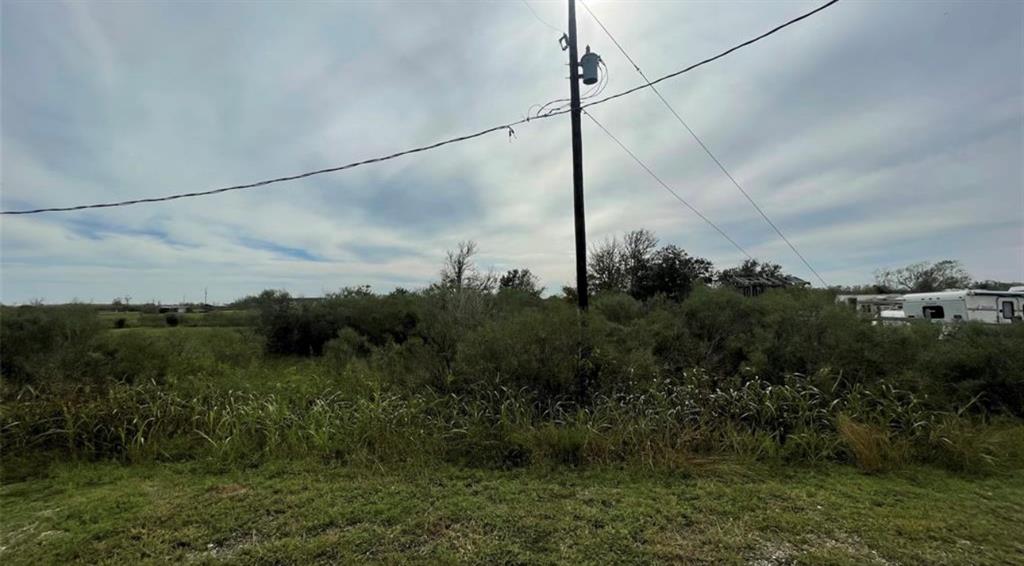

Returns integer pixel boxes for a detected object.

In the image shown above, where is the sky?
[1,0,1022,304]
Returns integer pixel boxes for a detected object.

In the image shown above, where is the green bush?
[914,323,1024,414]
[593,292,645,326]
[0,304,104,384]
[254,289,422,356]
[454,303,582,397]
[323,328,370,371]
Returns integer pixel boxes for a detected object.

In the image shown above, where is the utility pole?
[566,0,589,311]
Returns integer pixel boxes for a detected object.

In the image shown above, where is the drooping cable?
[1,0,840,216]
[581,0,830,286]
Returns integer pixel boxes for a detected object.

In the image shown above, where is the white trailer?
[901,289,1024,324]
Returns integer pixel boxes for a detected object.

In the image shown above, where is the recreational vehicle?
[901,289,1023,324]
[835,294,904,317]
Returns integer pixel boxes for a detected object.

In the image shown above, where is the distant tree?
[588,237,627,293]
[633,245,715,301]
[621,229,659,290]
[971,280,1023,291]
[588,229,659,295]
[228,294,262,309]
[340,285,373,298]
[440,241,496,292]
[561,286,578,305]
[875,260,971,293]
[835,284,892,294]
[718,259,785,282]
[499,268,543,296]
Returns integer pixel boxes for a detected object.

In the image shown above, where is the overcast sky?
[2,0,1022,304]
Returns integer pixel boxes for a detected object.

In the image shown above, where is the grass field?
[2,461,1022,565]
[4,295,1023,564]
[97,309,257,329]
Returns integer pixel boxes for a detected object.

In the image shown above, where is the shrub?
[323,328,370,371]
[914,323,1024,414]
[254,289,423,357]
[454,303,582,397]
[165,313,180,327]
[593,292,644,326]
[0,304,104,383]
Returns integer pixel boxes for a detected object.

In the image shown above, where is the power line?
[583,110,751,260]
[1,122,524,215]
[520,0,562,35]
[580,0,830,287]
[1,0,840,216]
[576,0,839,116]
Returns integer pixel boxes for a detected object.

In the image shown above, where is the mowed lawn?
[2,461,1022,565]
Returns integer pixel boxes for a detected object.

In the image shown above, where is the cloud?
[2,0,1022,303]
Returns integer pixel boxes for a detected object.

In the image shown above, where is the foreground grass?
[2,461,1022,565]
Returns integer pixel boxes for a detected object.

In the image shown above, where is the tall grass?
[4,372,1018,474]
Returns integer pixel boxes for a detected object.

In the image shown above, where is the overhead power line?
[583,110,751,260]
[520,0,563,34]
[581,0,830,287]
[1,123,524,215]
[1,0,840,216]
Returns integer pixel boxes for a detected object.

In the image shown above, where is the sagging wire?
[526,60,609,120]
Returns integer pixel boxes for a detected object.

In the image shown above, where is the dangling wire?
[527,59,609,119]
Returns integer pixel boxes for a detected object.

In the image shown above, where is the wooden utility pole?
[567,0,589,311]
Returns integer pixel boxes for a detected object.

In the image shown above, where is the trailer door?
[1000,300,1018,324]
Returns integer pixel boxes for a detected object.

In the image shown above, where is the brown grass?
[837,415,893,473]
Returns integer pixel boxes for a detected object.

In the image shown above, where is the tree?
[440,241,496,292]
[972,280,1024,291]
[633,245,715,301]
[111,296,131,311]
[499,268,543,296]
[588,229,658,295]
[588,237,627,293]
[718,259,785,282]
[875,260,972,293]
[621,228,659,290]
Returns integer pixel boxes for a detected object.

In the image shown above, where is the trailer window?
[922,306,945,320]
[1002,301,1015,320]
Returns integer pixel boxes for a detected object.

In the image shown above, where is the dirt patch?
[208,484,249,497]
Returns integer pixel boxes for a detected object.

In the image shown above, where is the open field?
[97,309,258,329]
[3,461,1023,565]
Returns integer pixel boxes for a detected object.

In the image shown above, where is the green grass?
[2,461,1022,564]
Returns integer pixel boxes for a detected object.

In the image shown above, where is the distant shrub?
[323,328,370,371]
[0,304,104,383]
[114,318,127,329]
[164,313,180,327]
[87,331,175,384]
[254,289,423,357]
